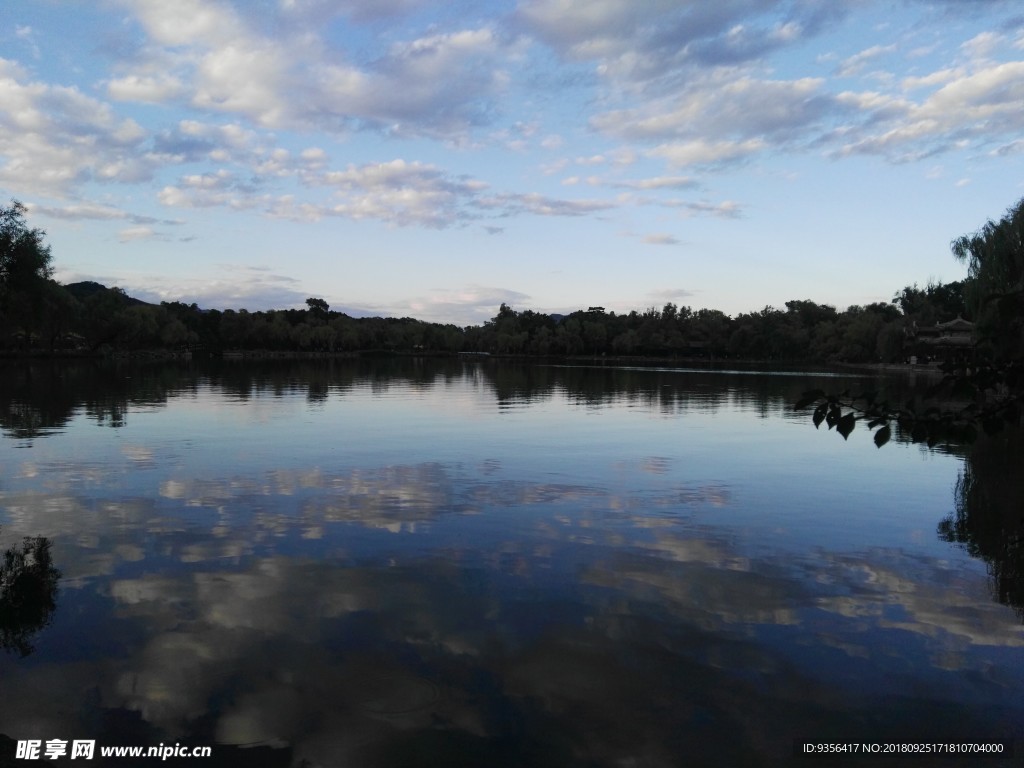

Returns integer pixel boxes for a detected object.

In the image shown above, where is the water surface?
[0,360,1020,767]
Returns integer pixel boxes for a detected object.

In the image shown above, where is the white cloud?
[28,201,181,226]
[514,2,1024,174]
[151,119,264,165]
[646,287,695,302]
[112,1,511,139]
[515,0,849,86]
[835,44,896,77]
[158,154,620,228]
[608,176,698,190]
[3,0,1020,249]
[118,226,157,242]
[388,284,533,324]
[592,76,831,143]
[645,198,742,218]
[121,0,243,48]
[107,74,186,103]
[648,138,766,168]
[279,0,429,23]
[836,60,1024,160]
[313,28,509,137]
[991,138,1024,156]
[125,265,308,310]
[0,58,151,196]
[193,43,293,127]
[588,74,834,171]
[14,25,41,59]
[476,191,615,218]
[901,67,963,91]
[960,31,1002,60]
[158,184,266,211]
[642,233,679,245]
[312,159,486,228]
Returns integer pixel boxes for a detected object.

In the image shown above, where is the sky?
[2,0,1024,326]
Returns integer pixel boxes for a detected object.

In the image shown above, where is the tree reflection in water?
[0,534,60,657]
[939,429,1024,619]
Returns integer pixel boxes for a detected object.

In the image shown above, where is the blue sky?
[2,0,1023,325]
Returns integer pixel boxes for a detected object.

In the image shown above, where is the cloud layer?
[2,0,1023,318]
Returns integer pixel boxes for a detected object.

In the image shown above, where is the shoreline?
[0,348,951,373]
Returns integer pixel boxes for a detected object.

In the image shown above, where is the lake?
[0,359,1021,767]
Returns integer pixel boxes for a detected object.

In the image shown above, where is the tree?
[0,201,54,349]
[952,198,1024,358]
[82,286,133,351]
[306,297,329,325]
[785,299,837,329]
[38,281,81,353]
[0,201,52,291]
[894,281,968,326]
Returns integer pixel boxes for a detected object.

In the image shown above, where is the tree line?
[0,198,987,363]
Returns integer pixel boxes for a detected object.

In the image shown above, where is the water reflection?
[0,360,1022,766]
[0,533,60,657]
[1,519,1019,765]
[0,358,899,440]
[940,430,1024,618]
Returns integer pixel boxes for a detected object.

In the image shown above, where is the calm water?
[0,359,1021,767]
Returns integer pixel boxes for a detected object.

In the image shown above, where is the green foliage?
[952,198,1024,358]
[305,297,329,325]
[893,281,968,325]
[0,201,55,350]
[0,201,52,292]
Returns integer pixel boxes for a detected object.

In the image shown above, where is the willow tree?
[952,197,1024,358]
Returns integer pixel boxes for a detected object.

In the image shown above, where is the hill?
[64,281,153,307]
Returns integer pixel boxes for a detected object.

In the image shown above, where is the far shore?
[0,347,951,374]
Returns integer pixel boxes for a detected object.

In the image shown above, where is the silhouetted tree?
[306,297,329,325]
[953,198,1024,358]
[0,201,54,350]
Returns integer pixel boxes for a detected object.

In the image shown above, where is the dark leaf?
[873,425,891,448]
[825,408,840,429]
[837,413,856,440]
[812,406,826,428]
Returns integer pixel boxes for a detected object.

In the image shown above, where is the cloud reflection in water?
[0,362,1021,766]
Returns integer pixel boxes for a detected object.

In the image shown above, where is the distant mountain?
[63,281,153,307]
